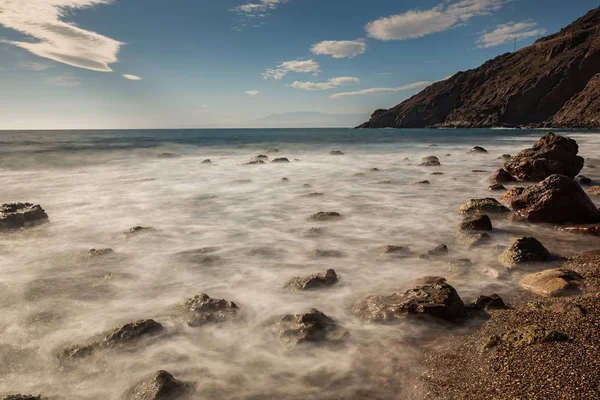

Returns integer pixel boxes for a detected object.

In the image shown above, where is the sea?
[1,128,599,399]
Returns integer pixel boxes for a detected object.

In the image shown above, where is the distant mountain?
[358,6,600,129]
[252,112,369,128]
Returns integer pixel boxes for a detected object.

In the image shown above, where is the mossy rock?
[482,325,570,350]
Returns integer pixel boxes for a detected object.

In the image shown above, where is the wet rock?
[432,172,444,175]
[482,325,570,350]
[266,148,280,153]
[416,180,430,185]
[469,146,488,154]
[176,294,238,327]
[576,175,592,186]
[498,237,550,269]
[504,132,584,181]
[488,184,506,191]
[275,309,349,348]
[303,183,311,188]
[472,170,489,173]
[376,245,411,257]
[1,396,44,400]
[353,277,465,323]
[308,211,342,222]
[519,268,583,297]
[329,150,345,155]
[464,232,492,248]
[156,152,180,159]
[500,187,525,205]
[370,168,380,172]
[429,144,438,147]
[510,174,600,224]
[471,294,508,311]
[88,248,114,258]
[311,249,343,258]
[271,158,290,163]
[254,155,269,160]
[586,186,600,196]
[459,215,492,231]
[244,160,265,165]
[497,154,511,161]
[201,159,212,164]
[419,156,441,167]
[458,198,510,215]
[376,180,393,184]
[418,244,448,260]
[126,370,189,400]
[124,226,154,238]
[306,192,324,197]
[281,177,290,183]
[488,168,518,184]
[285,269,338,291]
[0,203,49,230]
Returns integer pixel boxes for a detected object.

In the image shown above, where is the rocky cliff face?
[358,7,600,129]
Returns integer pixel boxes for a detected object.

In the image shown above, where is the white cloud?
[246,90,260,96]
[233,0,289,21]
[310,40,367,58]
[0,0,122,72]
[17,61,52,71]
[290,77,360,91]
[263,59,320,80]
[477,21,546,48]
[366,0,507,41]
[331,81,432,98]
[44,75,81,87]
[122,74,142,81]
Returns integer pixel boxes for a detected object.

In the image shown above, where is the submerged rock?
[498,237,550,268]
[504,132,584,181]
[376,245,411,257]
[1,396,44,400]
[311,249,343,258]
[458,198,510,215]
[254,155,269,160]
[244,160,265,165]
[488,183,506,191]
[0,203,49,230]
[271,158,290,163]
[418,244,448,260]
[488,168,518,184]
[419,156,441,167]
[459,215,492,232]
[266,148,280,153]
[275,309,349,349]
[469,146,488,154]
[520,269,583,297]
[498,154,511,161]
[88,248,114,258]
[500,187,525,205]
[156,153,180,159]
[126,370,190,400]
[308,211,342,222]
[353,277,465,323]
[510,174,600,224]
[329,150,345,155]
[416,180,430,185]
[201,159,212,164]
[281,177,290,183]
[176,293,238,327]
[482,325,570,350]
[463,232,492,248]
[285,269,338,291]
[124,226,154,238]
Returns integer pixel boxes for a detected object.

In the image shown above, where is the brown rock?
[418,244,449,260]
[500,187,525,205]
[126,370,189,400]
[520,268,583,297]
[471,294,508,310]
[271,158,290,163]
[488,183,506,191]
[275,309,349,348]
[376,245,411,257]
[469,146,488,154]
[285,269,338,291]
[488,168,518,184]
[308,211,342,221]
[459,215,492,231]
[200,159,212,164]
[0,203,49,230]
[458,198,510,215]
[176,294,238,327]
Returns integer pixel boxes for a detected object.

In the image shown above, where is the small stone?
[471,294,508,310]
[176,293,238,327]
[124,226,154,238]
[303,184,311,188]
[1,396,44,400]
[308,211,342,222]
[489,184,506,191]
[201,159,212,164]
[266,148,280,153]
[281,177,290,183]
[156,152,180,159]
[370,168,380,172]
[497,154,511,160]
[416,180,430,184]
[285,269,338,291]
[469,146,488,154]
[126,370,189,400]
[418,244,448,260]
[311,249,343,258]
[244,160,265,165]
[329,151,345,155]
[419,156,441,167]
[458,198,510,215]
[432,172,444,175]
[88,248,114,258]
[376,245,411,257]
[275,309,349,348]
[271,158,290,163]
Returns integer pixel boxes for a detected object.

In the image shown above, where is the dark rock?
[469,146,488,154]
[464,232,492,248]
[488,168,518,184]
[416,180,430,184]
[244,160,265,165]
[511,174,600,224]
[504,133,584,181]
[88,248,114,258]
[458,198,510,215]
[472,170,489,173]
[376,245,411,257]
[497,154,511,161]
[353,277,465,323]
[498,237,550,268]
[232,179,252,184]
[429,144,438,147]
[418,244,448,260]
[488,184,506,191]
[176,294,238,327]
[1,396,43,400]
[285,269,338,291]
[303,183,311,188]
[482,325,570,350]
[254,155,269,160]
[459,215,492,231]
[370,168,380,172]
[576,175,592,185]
[520,268,583,297]
[376,180,393,184]
[275,309,350,348]
[271,158,290,163]
[311,249,343,258]
[201,159,212,164]
[471,294,508,311]
[281,177,290,183]
[432,172,444,175]
[0,203,49,230]
[419,156,441,167]
[124,226,154,238]
[308,211,342,221]
[126,370,189,400]
[329,151,345,155]
[306,192,324,197]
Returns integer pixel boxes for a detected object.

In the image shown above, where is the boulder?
[419,156,441,167]
[285,269,338,291]
[458,198,510,215]
[0,203,49,230]
[275,309,349,348]
[488,184,506,191]
[504,132,584,181]
[471,294,508,311]
[498,237,550,268]
[175,294,238,327]
[308,211,342,222]
[459,215,492,231]
[353,277,465,323]
[418,244,448,260]
[576,175,592,186]
[500,187,525,206]
[519,269,583,297]
[469,146,488,154]
[510,175,600,224]
[482,325,570,350]
[488,168,518,184]
[126,370,189,400]
[329,151,345,155]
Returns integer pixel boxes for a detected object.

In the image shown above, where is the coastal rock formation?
[458,198,510,215]
[510,174,600,224]
[500,187,525,205]
[126,370,189,400]
[357,7,600,129]
[520,268,583,297]
[285,269,338,291]
[459,215,492,232]
[353,277,465,323]
[275,309,349,349]
[498,237,550,268]
[0,203,48,230]
[175,294,238,327]
[504,133,584,181]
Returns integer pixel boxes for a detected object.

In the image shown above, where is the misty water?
[1,128,599,399]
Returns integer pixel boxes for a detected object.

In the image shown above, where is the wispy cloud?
[331,81,432,98]
[17,61,52,72]
[366,0,508,41]
[246,90,260,96]
[477,21,546,48]
[310,40,367,59]
[232,0,290,28]
[290,77,360,91]
[123,74,142,81]
[263,59,320,80]
[0,0,122,72]
[44,75,81,87]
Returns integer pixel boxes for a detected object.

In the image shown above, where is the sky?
[0,0,598,129]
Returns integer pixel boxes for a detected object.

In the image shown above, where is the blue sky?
[0,0,597,129]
